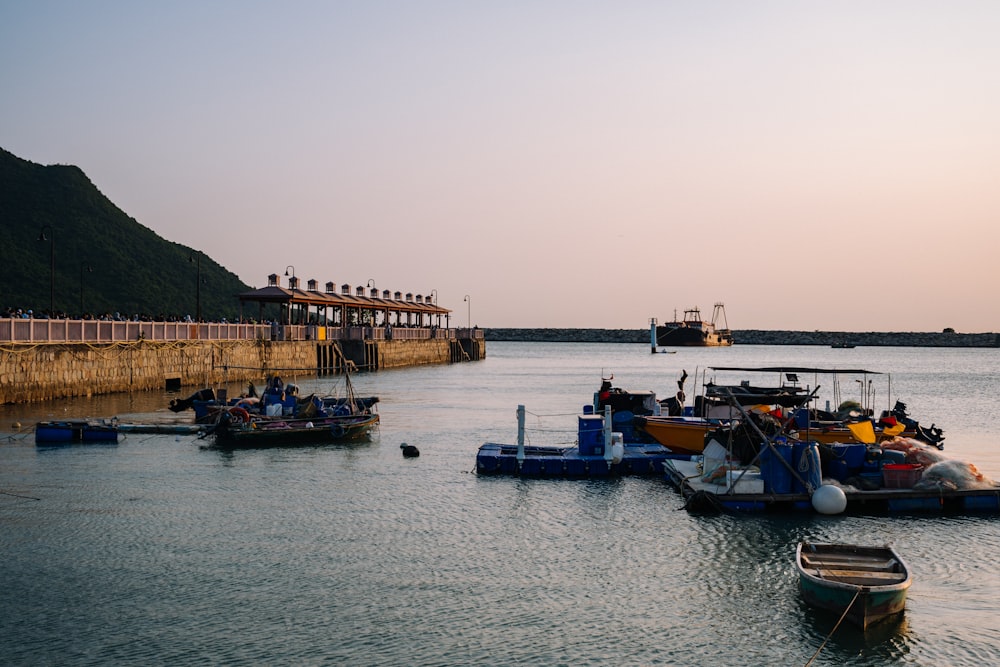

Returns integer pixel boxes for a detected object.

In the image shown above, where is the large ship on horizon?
[655,303,733,347]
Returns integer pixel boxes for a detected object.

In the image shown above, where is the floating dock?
[663,458,1000,514]
[476,405,691,478]
[118,423,203,435]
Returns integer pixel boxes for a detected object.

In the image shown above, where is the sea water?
[1,342,999,666]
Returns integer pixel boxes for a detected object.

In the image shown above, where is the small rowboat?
[796,542,911,630]
[35,419,120,445]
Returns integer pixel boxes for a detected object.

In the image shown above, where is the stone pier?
[0,336,487,404]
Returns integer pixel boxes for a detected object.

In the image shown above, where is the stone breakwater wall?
[0,337,487,404]
[0,339,314,404]
[484,328,1000,347]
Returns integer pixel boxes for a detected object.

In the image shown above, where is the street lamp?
[79,262,92,315]
[464,294,471,332]
[37,225,54,314]
[284,266,296,324]
[189,252,202,322]
[429,289,438,304]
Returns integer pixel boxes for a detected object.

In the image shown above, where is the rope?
[524,410,583,418]
[0,489,41,501]
[804,586,862,666]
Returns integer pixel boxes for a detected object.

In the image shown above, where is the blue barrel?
[826,457,850,481]
[827,443,865,480]
[881,448,907,465]
[578,415,604,456]
[760,441,793,494]
[792,441,822,493]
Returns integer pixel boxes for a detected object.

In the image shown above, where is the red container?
[882,463,923,489]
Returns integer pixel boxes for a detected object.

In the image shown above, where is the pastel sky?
[3,1,998,332]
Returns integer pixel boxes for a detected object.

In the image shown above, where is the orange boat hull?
[636,416,917,451]
[633,417,714,454]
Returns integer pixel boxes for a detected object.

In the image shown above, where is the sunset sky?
[3,1,998,332]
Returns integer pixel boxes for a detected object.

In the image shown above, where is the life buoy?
[229,407,250,423]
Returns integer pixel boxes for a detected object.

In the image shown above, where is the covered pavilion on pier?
[237,274,451,330]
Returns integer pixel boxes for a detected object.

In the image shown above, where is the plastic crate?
[882,463,923,489]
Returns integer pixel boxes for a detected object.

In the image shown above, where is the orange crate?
[882,463,923,488]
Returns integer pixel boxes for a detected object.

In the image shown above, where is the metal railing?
[0,318,463,344]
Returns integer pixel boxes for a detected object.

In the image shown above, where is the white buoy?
[812,484,847,514]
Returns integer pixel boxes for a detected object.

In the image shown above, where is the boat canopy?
[708,366,883,375]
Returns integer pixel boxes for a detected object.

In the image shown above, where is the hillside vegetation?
[0,148,250,320]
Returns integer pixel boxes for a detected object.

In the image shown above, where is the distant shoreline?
[483,328,1000,348]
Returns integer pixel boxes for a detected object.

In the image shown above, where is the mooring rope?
[803,586,862,666]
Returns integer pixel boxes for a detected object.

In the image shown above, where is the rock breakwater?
[484,328,999,347]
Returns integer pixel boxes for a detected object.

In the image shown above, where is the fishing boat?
[169,382,379,424]
[654,303,733,347]
[627,367,944,453]
[208,411,379,448]
[203,370,379,448]
[796,542,911,630]
[35,419,120,444]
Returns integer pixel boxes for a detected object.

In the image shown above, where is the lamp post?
[366,279,377,326]
[189,252,202,322]
[37,225,54,314]
[284,266,296,324]
[430,289,437,304]
[464,294,471,333]
[79,262,92,315]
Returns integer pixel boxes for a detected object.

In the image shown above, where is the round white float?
[812,484,847,515]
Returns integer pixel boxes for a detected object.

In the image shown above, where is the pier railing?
[0,318,463,344]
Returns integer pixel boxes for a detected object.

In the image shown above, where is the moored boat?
[170,381,379,424]
[625,367,945,453]
[207,411,379,448]
[796,542,911,630]
[203,370,380,448]
[654,303,733,347]
[35,419,120,444]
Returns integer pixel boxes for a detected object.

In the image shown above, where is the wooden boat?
[655,304,733,347]
[35,419,120,444]
[209,412,379,448]
[796,542,911,630]
[205,369,380,448]
[170,383,379,424]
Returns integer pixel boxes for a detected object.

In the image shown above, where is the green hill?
[0,148,251,320]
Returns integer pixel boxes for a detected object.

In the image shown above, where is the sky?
[2,1,999,332]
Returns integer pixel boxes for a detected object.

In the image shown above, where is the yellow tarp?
[882,422,906,437]
[847,420,876,444]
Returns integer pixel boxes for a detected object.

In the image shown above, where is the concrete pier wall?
[0,337,487,404]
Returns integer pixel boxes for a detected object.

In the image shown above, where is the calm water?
[2,342,999,666]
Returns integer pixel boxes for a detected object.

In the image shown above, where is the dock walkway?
[664,459,1000,514]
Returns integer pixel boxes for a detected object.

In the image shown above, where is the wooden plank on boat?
[812,568,908,585]
[801,555,899,572]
